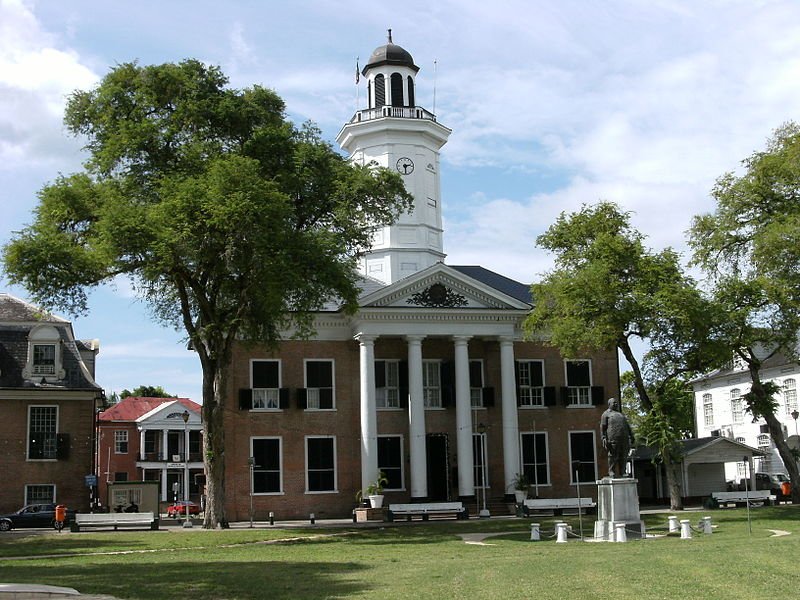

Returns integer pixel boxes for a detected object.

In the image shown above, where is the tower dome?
[363,29,419,74]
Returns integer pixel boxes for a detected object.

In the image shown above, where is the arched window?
[730,388,743,424]
[407,76,415,107]
[373,74,386,108]
[757,433,771,450]
[390,73,404,107]
[784,378,797,415]
[703,393,713,426]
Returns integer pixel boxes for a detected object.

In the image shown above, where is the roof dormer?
[23,324,65,382]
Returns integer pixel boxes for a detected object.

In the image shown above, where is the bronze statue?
[600,398,635,478]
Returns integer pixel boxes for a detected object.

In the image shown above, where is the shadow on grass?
[0,535,154,558]
[1,560,369,600]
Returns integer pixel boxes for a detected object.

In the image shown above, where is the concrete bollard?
[680,519,692,539]
[556,522,568,543]
[614,522,627,543]
[700,516,712,534]
[668,515,679,533]
[530,523,540,541]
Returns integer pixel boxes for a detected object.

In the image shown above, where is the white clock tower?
[337,31,451,284]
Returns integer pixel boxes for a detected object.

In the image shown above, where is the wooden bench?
[70,512,159,532]
[711,490,775,508]
[522,498,596,516]
[387,502,468,522]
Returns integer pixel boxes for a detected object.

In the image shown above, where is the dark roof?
[363,33,419,74]
[450,266,533,304]
[0,294,101,391]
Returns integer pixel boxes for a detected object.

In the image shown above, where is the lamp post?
[791,409,799,437]
[247,456,255,528]
[181,411,193,528]
[477,422,490,518]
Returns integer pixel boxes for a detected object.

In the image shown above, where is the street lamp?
[181,411,193,528]
[477,423,490,518]
[247,456,255,528]
[791,409,799,437]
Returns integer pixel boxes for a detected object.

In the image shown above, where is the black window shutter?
[374,361,386,388]
[560,387,569,406]
[442,386,454,408]
[591,386,605,406]
[319,388,334,409]
[297,388,308,409]
[239,388,253,410]
[56,433,69,460]
[514,361,521,385]
[469,361,483,387]
[544,387,557,407]
[399,388,409,408]
[483,387,495,407]
[279,388,289,409]
[399,361,409,389]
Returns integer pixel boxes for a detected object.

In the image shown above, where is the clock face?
[396,157,415,175]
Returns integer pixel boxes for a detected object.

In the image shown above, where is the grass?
[0,506,798,599]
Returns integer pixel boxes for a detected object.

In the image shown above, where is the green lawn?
[1,506,798,599]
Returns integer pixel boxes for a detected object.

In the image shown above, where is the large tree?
[526,201,727,509]
[120,385,176,399]
[689,123,800,503]
[2,60,412,527]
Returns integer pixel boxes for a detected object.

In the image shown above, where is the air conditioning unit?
[172,454,182,462]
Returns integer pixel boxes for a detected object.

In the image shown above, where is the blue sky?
[2,0,800,402]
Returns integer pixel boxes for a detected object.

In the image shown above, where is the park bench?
[522,497,596,516]
[70,511,159,532]
[710,490,775,508]
[387,502,467,521]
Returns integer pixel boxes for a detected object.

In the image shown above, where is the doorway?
[426,433,450,501]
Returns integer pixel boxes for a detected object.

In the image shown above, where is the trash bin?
[780,481,791,498]
[54,505,67,531]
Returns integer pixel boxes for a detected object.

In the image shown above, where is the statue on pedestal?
[600,398,635,478]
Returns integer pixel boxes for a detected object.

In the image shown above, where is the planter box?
[354,507,386,522]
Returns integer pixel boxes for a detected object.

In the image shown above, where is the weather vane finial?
[387,28,393,43]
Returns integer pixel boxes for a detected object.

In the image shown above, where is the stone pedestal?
[593,477,645,540]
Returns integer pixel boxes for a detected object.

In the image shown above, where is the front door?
[426,433,450,501]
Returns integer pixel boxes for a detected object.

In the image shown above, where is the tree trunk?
[663,454,684,510]
[201,360,230,528]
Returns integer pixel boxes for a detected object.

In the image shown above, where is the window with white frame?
[565,360,591,406]
[305,360,334,410]
[306,436,336,492]
[784,379,797,415]
[470,360,484,408]
[32,344,56,375]
[517,360,545,407]
[378,435,403,490]
[703,393,714,426]
[252,360,281,409]
[520,432,549,486]
[375,360,400,409]
[252,437,282,494]
[757,434,771,450]
[25,484,55,505]
[569,431,597,483]
[730,389,744,424]
[422,360,441,408]
[114,430,128,454]
[757,434,772,472]
[28,406,57,460]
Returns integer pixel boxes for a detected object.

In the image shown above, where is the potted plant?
[366,471,389,509]
[512,473,529,504]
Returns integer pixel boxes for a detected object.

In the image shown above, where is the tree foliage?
[527,201,727,508]
[120,385,176,399]
[689,122,800,503]
[2,60,412,527]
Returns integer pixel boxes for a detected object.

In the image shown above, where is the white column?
[454,335,474,497]
[407,335,427,499]
[139,428,146,459]
[500,338,521,496]
[161,429,169,461]
[357,334,379,492]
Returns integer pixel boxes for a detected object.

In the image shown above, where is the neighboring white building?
[692,353,800,481]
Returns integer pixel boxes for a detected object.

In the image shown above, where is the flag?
[355,58,360,84]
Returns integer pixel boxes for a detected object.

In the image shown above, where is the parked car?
[0,503,76,531]
[167,501,200,518]
[736,472,791,498]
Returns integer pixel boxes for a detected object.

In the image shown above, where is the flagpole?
[432,59,438,116]
[355,57,360,112]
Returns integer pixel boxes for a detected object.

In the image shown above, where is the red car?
[167,501,200,518]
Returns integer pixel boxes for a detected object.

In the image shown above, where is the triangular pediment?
[137,400,200,427]
[359,264,531,310]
